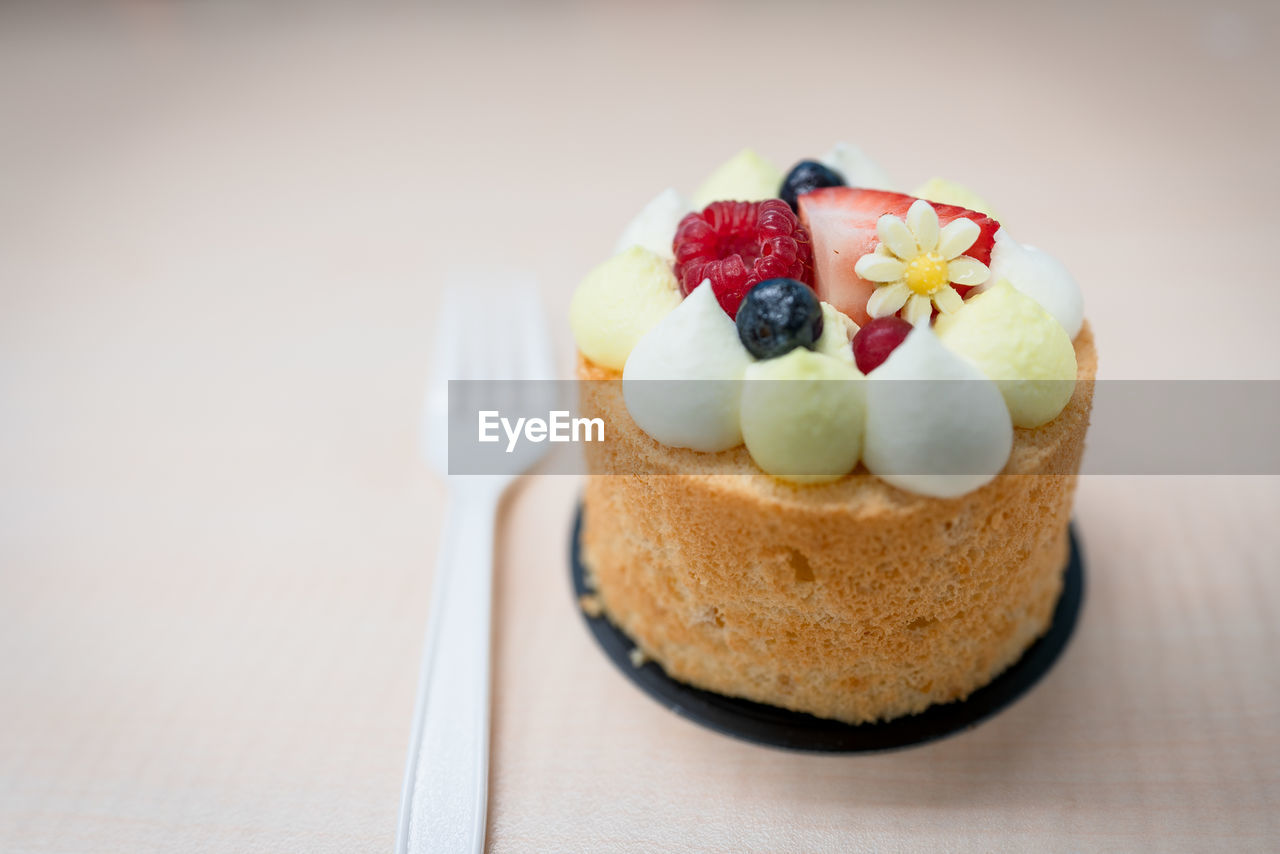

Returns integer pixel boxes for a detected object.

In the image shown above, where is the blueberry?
[779,160,846,212]
[736,278,824,360]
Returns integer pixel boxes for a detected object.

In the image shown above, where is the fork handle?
[396,479,501,854]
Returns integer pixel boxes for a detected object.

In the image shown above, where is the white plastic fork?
[396,272,555,854]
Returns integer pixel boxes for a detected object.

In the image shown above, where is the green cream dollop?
[741,349,865,484]
[569,246,683,371]
[691,149,783,209]
[912,177,1000,220]
[935,280,1077,428]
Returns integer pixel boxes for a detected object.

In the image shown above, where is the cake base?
[571,505,1084,752]
[577,325,1094,724]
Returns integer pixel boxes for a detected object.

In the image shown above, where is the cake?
[569,146,1093,724]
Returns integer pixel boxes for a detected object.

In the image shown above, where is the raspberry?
[852,316,913,374]
[673,199,815,318]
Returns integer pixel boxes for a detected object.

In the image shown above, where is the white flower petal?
[854,253,906,283]
[933,285,963,314]
[906,200,940,253]
[903,293,934,325]
[867,281,910,318]
[947,256,991,286]
[937,218,980,260]
[877,215,919,260]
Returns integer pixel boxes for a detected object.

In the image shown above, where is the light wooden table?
[2,2,1277,851]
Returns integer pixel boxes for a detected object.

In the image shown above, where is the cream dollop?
[935,280,1077,428]
[570,246,683,371]
[912,177,999,220]
[614,188,691,260]
[741,349,864,484]
[813,302,859,366]
[691,149,783,209]
[987,230,1084,339]
[622,282,752,452]
[863,324,1013,498]
[821,142,895,191]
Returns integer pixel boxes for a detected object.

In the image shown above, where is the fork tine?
[489,283,524,382]
[449,269,533,382]
[504,279,554,420]
[431,284,464,385]
[423,269,557,475]
[513,278,554,384]
[422,284,464,468]
[460,277,496,382]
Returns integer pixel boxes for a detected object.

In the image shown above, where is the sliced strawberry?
[797,187,999,325]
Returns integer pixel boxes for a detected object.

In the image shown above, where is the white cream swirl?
[614,187,691,261]
[622,283,751,452]
[987,229,1084,339]
[863,324,1013,498]
[820,142,896,191]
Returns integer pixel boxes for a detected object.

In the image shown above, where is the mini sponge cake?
[577,326,1095,724]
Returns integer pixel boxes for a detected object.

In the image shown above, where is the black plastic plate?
[570,505,1084,752]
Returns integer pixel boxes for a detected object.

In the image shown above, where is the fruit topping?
[798,187,999,325]
[673,200,815,318]
[851,316,913,374]
[735,277,824,360]
[779,160,845,212]
[691,149,784,209]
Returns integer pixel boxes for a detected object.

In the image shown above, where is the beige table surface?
[2,2,1278,852]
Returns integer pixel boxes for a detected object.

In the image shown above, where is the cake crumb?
[629,647,649,667]
[578,593,604,618]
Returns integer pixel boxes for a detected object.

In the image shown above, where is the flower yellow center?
[904,252,949,296]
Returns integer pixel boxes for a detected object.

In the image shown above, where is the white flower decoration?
[853,199,990,325]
